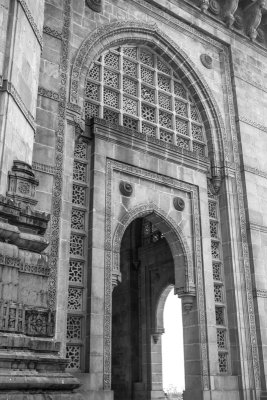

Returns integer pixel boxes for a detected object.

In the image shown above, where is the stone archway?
[111,215,186,400]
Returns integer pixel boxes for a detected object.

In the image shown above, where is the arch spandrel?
[70,21,228,171]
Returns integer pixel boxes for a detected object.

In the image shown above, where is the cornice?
[43,25,62,40]
[0,79,35,132]
[38,86,59,101]
[18,0,43,49]
[134,0,267,57]
[234,74,267,94]
[32,162,55,175]
[242,165,267,179]
[238,115,267,133]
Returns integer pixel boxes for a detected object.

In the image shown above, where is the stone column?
[0,0,44,194]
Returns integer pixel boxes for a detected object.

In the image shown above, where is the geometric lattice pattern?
[208,201,217,219]
[85,46,206,156]
[211,241,220,260]
[218,353,228,373]
[213,263,221,281]
[73,161,86,182]
[70,234,84,256]
[69,141,88,373]
[215,307,224,325]
[68,287,83,311]
[69,260,83,283]
[71,209,85,230]
[217,329,226,350]
[214,284,223,303]
[66,345,81,370]
[67,315,82,340]
[208,182,228,374]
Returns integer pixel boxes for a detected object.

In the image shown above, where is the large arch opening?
[111,215,186,400]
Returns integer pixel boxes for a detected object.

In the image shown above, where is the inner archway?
[162,288,185,397]
[111,216,184,400]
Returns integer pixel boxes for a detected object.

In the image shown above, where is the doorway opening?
[162,288,185,398]
[111,215,185,400]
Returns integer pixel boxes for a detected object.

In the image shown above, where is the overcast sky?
[162,289,185,392]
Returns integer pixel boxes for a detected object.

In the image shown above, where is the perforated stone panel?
[85,46,206,155]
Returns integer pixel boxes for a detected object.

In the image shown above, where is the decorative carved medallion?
[86,0,102,13]
[200,54,213,69]
[119,181,133,197]
[173,197,185,211]
[209,0,221,15]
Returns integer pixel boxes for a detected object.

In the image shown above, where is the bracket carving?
[200,0,210,12]
[223,0,240,28]
[244,0,265,41]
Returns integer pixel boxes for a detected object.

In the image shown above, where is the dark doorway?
[111,216,176,400]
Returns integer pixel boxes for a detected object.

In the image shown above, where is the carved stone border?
[104,159,209,390]
[43,25,63,40]
[18,0,43,48]
[239,115,267,134]
[48,0,71,309]
[38,87,59,102]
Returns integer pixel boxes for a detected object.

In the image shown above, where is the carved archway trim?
[70,20,228,165]
[112,202,194,293]
[104,158,209,391]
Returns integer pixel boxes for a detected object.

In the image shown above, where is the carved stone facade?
[0,0,267,399]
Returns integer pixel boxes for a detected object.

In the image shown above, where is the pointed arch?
[112,201,195,297]
[70,21,228,166]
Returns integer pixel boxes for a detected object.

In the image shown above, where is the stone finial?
[86,0,102,13]
[200,0,210,12]
[7,161,39,206]
[223,0,240,28]
[245,0,265,41]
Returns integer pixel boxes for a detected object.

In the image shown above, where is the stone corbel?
[175,284,196,313]
[209,162,223,195]
[200,0,210,12]
[244,0,265,41]
[86,0,102,13]
[152,328,165,344]
[223,0,240,28]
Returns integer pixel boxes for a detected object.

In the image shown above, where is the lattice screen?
[66,141,88,371]
[85,46,206,156]
[208,182,229,373]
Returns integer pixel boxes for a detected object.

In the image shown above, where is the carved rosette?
[86,0,102,13]
[245,0,265,41]
[209,0,221,15]
[119,181,133,197]
[223,0,239,28]
[200,54,213,69]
